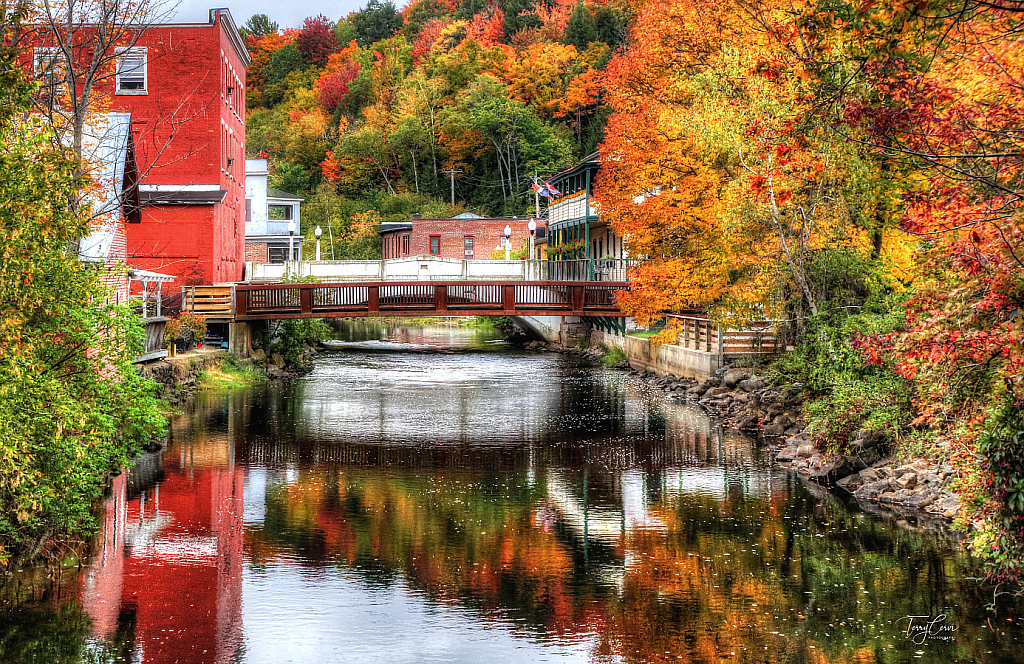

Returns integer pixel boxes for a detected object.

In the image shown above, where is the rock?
[836,473,862,490]
[905,489,938,509]
[704,376,722,388]
[709,386,732,396]
[847,446,882,468]
[737,378,765,392]
[930,495,962,517]
[796,444,816,458]
[722,368,751,389]
[764,423,787,437]
[777,444,800,462]
[766,403,785,420]
[851,429,887,450]
[921,472,941,485]
[773,414,796,429]
[737,415,761,430]
[895,472,918,490]
[806,454,861,483]
[271,352,285,369]
[855,478,893,501]
[859,467,880,483]
[687,384,708,396]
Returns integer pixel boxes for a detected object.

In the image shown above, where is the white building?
[244,159,304,264]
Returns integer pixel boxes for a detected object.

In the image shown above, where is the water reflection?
[1,334,1021,663]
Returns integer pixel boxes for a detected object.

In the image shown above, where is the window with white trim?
[116,48,147,94]
[33,48,66,96]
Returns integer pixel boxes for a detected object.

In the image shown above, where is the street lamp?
[314,225,323,261]
[528,219,537,260]
[504,224,512,261]
[287,218,296,265]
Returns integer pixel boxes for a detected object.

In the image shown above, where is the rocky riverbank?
[612,361,965,524]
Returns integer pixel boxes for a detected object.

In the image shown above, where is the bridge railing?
[234,281,629,319]
[246,257,549,283]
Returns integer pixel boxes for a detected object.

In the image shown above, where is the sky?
[171,0,376,30]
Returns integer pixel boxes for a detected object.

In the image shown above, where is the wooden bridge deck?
[227,281,630,321]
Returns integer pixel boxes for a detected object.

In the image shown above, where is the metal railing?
[546,258,633,281]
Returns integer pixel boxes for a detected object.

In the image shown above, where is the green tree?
[242,13,279,38]
[351,0,405,47]
[0,46,164,564]
[563,1,597,51]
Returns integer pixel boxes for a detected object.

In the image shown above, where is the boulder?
[763,423,787,437]
[738,378,765,392]
[836,473,862,490]
[850,429,888,451]
[895,472,918,490]
[905,489,938,509]
[271,352,285,369]
[806,454,861,483]
[773,414,796,429]
[722,368,751,389]
[854,478,893,501]
[709,386,732,396]
[796,444,816,458]
[737,415,761,431]
[777,444,800,462]
[687,384,708,396]
[858,467,880,483]
[766,403,785,420]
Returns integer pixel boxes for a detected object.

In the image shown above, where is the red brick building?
[381,213,546,260]
[29,8,251,287]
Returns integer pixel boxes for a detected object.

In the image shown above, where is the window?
[268,204,293,220]
[269,248,286,264]
[33,48,65,98]
[402,234,410,255]
[245,198,252,223]
[464,236,474,259]
[116,48,147,94]
[429,235,440,255]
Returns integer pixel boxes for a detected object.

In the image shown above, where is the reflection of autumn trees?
[241,462,1018,662]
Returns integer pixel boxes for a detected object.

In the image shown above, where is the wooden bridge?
[184,281,630,321]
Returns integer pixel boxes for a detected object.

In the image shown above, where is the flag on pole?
[532,178,562,200]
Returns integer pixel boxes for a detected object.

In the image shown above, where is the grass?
[601,344,628,366]
[627,330,662,338]
[197,358,263,391]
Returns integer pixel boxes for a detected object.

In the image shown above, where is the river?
[1,321,1021,663]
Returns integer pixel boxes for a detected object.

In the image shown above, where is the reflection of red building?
[82,452,244,663]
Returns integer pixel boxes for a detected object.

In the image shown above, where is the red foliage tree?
[297,14,338,66]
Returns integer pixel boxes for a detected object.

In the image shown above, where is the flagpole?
[534,169,540,219]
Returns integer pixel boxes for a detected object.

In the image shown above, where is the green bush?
[602,345,627,366]
[804,374,914,456]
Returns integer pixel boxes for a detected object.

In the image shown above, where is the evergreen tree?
[351,0,405,47]
[563,1,597,51]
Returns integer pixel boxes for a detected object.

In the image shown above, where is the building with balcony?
[244,159,304,263]
[546,152,629,281]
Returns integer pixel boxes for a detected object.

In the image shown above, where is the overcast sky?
[171,1,382,29]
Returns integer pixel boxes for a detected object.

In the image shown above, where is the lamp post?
[314,225,322,261]
[504,224,512,261]
[528,219,536,260]
[287,218,296,266]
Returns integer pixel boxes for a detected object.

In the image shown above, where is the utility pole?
[443,168,462,206]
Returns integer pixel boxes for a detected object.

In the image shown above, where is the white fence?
[246,256,549,283]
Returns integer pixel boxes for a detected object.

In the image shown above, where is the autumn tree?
[296,14,338,66]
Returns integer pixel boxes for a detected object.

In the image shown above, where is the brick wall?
[382,218,545,260]
[245,242,268,262]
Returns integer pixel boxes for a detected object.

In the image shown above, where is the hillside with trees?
[242,0,628,258]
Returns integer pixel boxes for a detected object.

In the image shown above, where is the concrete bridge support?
[228,321,251,358]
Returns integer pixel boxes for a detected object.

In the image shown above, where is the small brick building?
[381,213,546,260]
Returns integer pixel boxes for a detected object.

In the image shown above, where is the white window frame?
[115,47,148,95]
[33,47,66,95]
